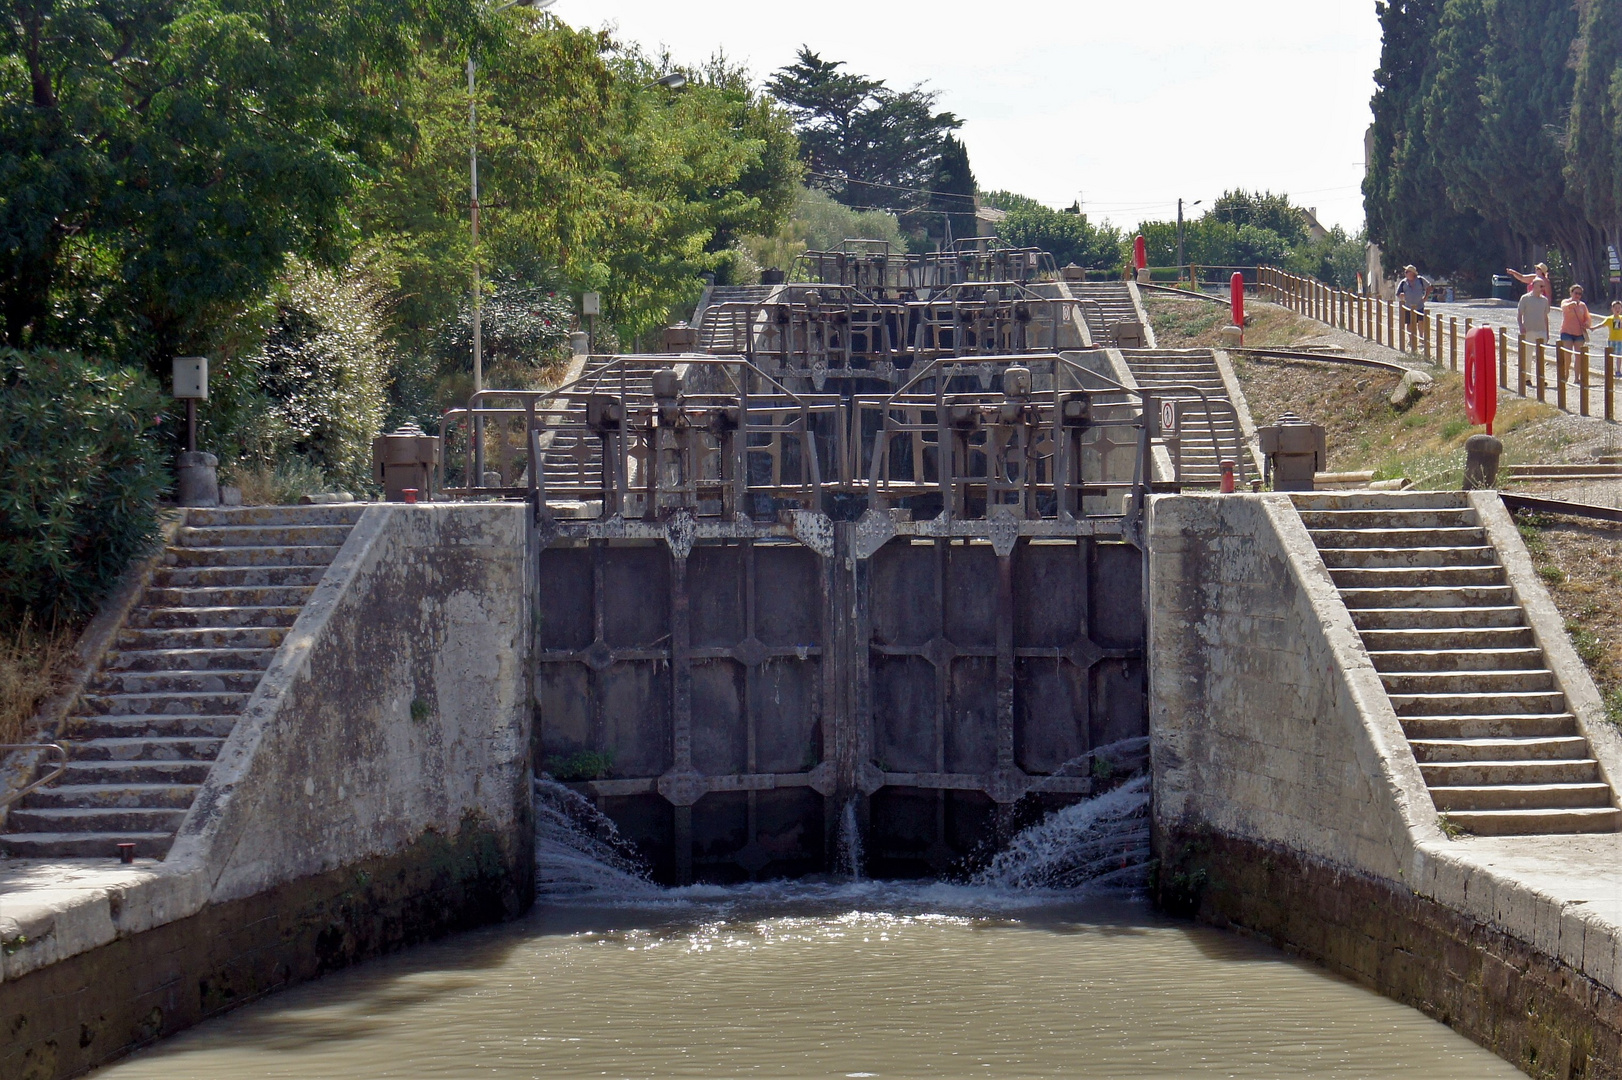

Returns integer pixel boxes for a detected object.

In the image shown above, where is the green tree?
[0,0,473,369]
[1208,190,1307,246]
[766,47,962,212]
[998,201,1124,272]
[924,135,975,246]
[1566,0,1622,269]
[736,185,907,273]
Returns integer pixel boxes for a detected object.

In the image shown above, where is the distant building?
[1301,206,1331,244]
[976,205,1006,238]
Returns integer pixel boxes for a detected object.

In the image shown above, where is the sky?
[550,0,1384,233]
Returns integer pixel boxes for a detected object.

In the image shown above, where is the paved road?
[1427,297,1615,358]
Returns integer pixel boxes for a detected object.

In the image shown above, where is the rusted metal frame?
[670,544,694,884]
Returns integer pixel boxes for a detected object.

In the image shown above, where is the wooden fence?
[1258,267,1618,422]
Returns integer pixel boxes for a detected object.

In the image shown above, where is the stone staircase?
[695,285,774,354]
[0,504,363,860]
[1122,349,1244,487]
[1501,461,1622,483]
[1296,491,1621,835]
[1066,281,1145,345]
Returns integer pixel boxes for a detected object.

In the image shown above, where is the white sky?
[551,0,1382,232]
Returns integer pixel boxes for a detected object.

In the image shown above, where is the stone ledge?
[1159,827,1622,1079]
[0,823,526,1080]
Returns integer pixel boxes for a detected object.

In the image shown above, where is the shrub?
[245,263,392,493]
[0,349,168,621]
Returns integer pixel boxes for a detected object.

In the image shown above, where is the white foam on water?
[536,766,1152,909]
[969,773,1152,891]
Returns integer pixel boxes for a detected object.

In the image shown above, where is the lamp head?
[653,72,688,90]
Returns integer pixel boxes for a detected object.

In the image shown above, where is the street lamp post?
[1176,198,1202,286]
[469,0,553,486]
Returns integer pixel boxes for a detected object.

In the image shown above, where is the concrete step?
[63,714,239,739]
[1501,464,1622,478]
[3,806,188,833]
[1330,566,1504,589]
[1298,508,1477,530]
[1360,626,1535,651]
[1389,690,1566,716]
[1441,807,1622,835]
[116,626,290,650]
[1319,546,1497,569]
[1350,606,1526,631]
[61,736,225,760]
[1309,527,1486,549]
[176,524,353,548]
[102,648,278,672]
[1410,734,1588,761]
[1339,585,1516,609]
[1404,716,1581,740]
[186,505,366,527]
[1430,782,1613,812]
[0,832,175,859]
[164,545,342,568]
[56,759,216,785]
[145,585,316,608]
[126,605,303,630]
[79,691,248,717]
[154,564,329,588]
[1420,759,1600,786]
[1369,648,1548,672]
[23,783,200,809]
[88,669,264,695]
[1379,669,1555,694]
[1292,492,1470,511]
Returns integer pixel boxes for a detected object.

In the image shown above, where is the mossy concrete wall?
[0,504,533,1080]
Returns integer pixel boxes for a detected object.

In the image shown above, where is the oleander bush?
[0,349,168,622]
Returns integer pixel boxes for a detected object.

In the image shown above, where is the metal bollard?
[1219,460,1236,494]
[118,842,135,865]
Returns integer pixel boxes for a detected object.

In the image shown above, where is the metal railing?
[439,355,842,518]
[856,353,1161,519]
[0,743,67,809]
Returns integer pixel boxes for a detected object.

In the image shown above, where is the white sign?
[581,292,602,316]
[172,356,208,401]
[1160,400,1177,434]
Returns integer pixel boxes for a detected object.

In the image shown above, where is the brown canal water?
[93,886,1520,1079]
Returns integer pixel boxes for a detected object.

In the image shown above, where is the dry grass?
[1514,514,1622,724]
[1231,357,1568,489]
[0,618,76,745]
[1142,291,1323,350]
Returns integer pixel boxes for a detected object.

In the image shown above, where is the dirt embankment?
[1515,513,1622,723]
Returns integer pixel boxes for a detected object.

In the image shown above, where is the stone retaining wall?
[0,504,533,1079]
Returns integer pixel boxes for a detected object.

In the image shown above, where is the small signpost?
[172,356,218,506]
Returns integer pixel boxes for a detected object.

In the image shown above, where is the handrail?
[0,743,68,808]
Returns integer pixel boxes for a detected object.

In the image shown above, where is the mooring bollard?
[403,488,419,504]
[1220,460,1236,493]
[117,842,135,865]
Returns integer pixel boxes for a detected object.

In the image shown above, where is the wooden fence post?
[1449,317,1458,370]
[1607,351,1615,422]
[1517,336,1526,397]
[1498,328,1508,389]
[1579,344,1590,416]
[1537,341,1546,402]
[1557,344,1568,411]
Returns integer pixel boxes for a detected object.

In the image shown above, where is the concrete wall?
[1,504,533,1079]
[1149,492,1622,1078]
[1148,493,1440,879]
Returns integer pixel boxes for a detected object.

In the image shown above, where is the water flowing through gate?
[441,297,1185,883]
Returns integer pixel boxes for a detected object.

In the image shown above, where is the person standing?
[1509,263,1551,299]
[1518,279,1551,344]
[1558,285,1601,383]
[1395,265,1429,351]
[1601,300,1622,376]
